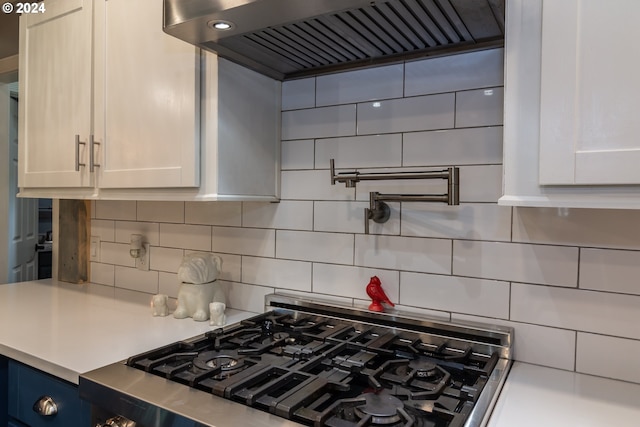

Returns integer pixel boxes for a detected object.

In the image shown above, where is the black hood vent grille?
[165,0,504,80]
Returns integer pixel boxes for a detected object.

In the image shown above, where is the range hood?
[163,0,505,81]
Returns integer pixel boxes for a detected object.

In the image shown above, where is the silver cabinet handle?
[100,416,136,427]
[32,395,58,416]
[75,134,86,171]
[90,134,101,172]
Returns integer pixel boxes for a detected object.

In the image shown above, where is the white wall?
[90,48,640,385]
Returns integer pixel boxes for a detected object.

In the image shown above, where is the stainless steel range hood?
[163,0,505,81]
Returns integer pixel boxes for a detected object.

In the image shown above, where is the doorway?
[0,82,50,283]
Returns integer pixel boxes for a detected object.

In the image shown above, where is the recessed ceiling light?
[208,20,234,31]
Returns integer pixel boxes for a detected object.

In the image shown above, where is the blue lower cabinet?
[8,360,90,427]
[8,418,29,426]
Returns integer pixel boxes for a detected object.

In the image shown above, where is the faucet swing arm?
[328,160,460,234]
[330,159,454,188]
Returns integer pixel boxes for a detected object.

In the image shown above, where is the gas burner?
[317,392,416,427]
[411,360,439,380]
[354,393,406,425]
[193,350,246,379]
[117,302,512,427]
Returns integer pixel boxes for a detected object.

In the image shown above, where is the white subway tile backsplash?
[401,272,509,318]
[94,50,640,383]
[114,221,160,246]
[355,235,451,274]
[580,248,640,295]
[453,241,578,287]
[281,170,355,201]
[459,165,503,203]
[242,201,313,231]
[577,333,640,383]
[159,224,211,251]
[158,272,180,299]
[100,242,136,267]
[91,220,115,242]
[315,134,402,169]
[316,64,404,106]
[403,127,503,167]
[137,201,184,223]
[90,262,115,286]
[211,227,275,257]
[281,139,315,170]
[455,87,504,128]
[114,266,159,294]
[276,230,354,264]
[357,94,455,135]
[402,203,511,241]
[95,200,136,221]
[242,257,312,292]
[149,247,184,273]
[242,200,313,230]
[282,105,356,140]
[211,252,242,282]
[282,78,315,111]
[511,283,640,340]
[405,49,504,96]
[452,314,576,371]
[313,264,399,302]
[221,281,274,313]
[185,202,242,226]
[513,207,640,250]
[314,201,400,235]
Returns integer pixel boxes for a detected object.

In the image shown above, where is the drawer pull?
[32,395,58,416]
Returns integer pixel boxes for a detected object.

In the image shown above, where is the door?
[94,0,200,189]
[9,91,38,282]
[18,0,93,188]
[539,0,640,185]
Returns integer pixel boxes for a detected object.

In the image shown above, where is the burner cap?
[193,350,245,378]
[355,393,404,425]
[206,356,238,369]
[411,360,438,378]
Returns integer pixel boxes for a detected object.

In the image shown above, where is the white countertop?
[0,279,256,384]
[488,362,640,427]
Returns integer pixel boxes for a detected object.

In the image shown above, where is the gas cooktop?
[80,294,513,427]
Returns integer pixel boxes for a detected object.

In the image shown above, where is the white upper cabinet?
[500,0,640,208]
[18,0,93,189]
[539,0,640,185]
[94,0,200,189]
[18,0,280,201]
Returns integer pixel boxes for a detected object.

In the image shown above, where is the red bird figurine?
[366,276,395,312]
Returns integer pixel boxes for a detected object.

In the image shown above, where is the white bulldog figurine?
[174,253,225,322]
[151,294,169,317]
[209,302,226,326]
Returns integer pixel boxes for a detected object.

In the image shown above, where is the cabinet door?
[94,0,200,189]
[18,0,93,188]
[8,360,89,427]
[539,0,640,185]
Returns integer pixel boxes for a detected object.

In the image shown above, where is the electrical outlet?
[136,243,150,271]
[90,236,100,262]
